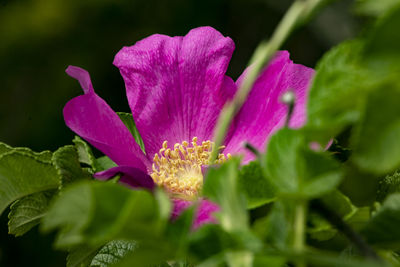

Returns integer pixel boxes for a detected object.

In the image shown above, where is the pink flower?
[63,26,313,228]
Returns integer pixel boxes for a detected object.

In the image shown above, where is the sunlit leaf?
[263,128,343,198]
[238,161,276,209]
[306,40,370,142]
[351,87,400,174]
[356,0,400,17]
[203,157,248,231]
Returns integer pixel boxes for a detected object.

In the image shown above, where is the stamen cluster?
[150,137,230,199]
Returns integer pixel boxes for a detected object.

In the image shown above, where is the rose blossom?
[63,26,314,228]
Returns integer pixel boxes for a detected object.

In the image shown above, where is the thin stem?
[244,142,261,158]
[281,89,296,127]
[293,200,307,267]
[310,199,381,261]
[211,0,325,161]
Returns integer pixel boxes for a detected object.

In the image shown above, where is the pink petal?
[113,26,236,157]
[63,66,150,172]
[172,198,220,229]
[94,166,154,189]
[224,51,314,163]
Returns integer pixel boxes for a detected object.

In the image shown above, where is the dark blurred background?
[0,0,359,266]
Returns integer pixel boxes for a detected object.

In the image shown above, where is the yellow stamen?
[150,137,230,199]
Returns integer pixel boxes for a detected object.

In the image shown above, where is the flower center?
[150,137,230,199]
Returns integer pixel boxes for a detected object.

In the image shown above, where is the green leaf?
[341,165,381,206]
[0,142,11,155]
[351,86,400,174]
[225,251,253,267]
[253,255,285,267]
[164,206,194,255]
[90,240,136,267]
[73,136,117,172]
[263,129,343,198]
[203,157,248,232]
[356,0,400,17]
[41,182,166,249]
[8,190,55,236]
[0,141,52,162]
[67,245,102,267]
[52,145,93,189]
[117,112,145,154]
[95,156,117,172]
[348,9,400,174]
[362,193,400,246]
[272,249,387,267]
[309,191,357,241]
[377,170,400,202]
[114,240,174,267]
[188,224,247,261]
[0,151,59,215]
[238,161,276,209]
[256,201,291,249]
[73,136,97,167]
[41,182,92,247]
[306,40,370,142]
[364,6,400,65]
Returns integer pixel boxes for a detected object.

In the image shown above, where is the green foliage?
[362,193,400,247]
[263,128,343,198]
[41,182,169,248]
[377,170,400,202]
[90,240,136,267]
[53,145,92,189]
[0,151,59,215]
[257,201,291,249]
[67,245,102,267]
[4,1,400,266]
[73,136,98,168]
[94,156,117,172]
[308,191,358,241]
[356,0,400,16]
[0,142,53,162]
[8,190,56,236]
[364,6,400,70]
[351,87,400,174]
[238,161,276,209]
[117,112,146,153]
[203,158,248,232]
[73,136,117,172]
[306,40,369,143]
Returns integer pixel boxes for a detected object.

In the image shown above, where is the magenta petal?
[94,166,154,189]
[172,198,220,229]
[114,26,236,157]
[66,66,94,94]
[63,66,150,171]
[224,51,314,163]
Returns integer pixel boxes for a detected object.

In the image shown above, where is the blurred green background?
[0,0,359,266]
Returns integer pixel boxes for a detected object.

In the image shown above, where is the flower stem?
[310,199,380,260]
[211,0,325,161]
[293,200,307,267]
